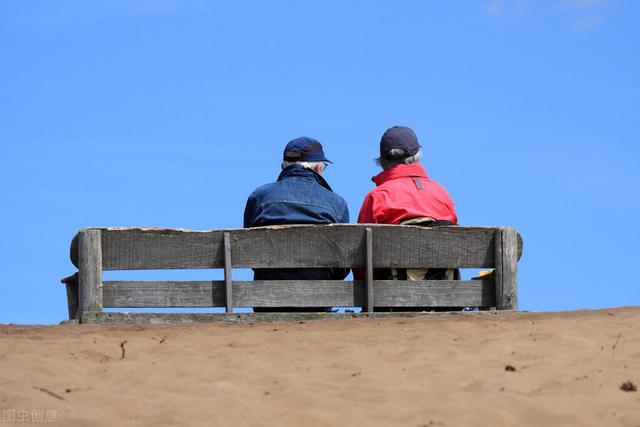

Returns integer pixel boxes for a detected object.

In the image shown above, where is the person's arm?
[243,194,256,228]
[357,193,376,224]
[340,201,350,224]
[449,197,458,225]
[443,191,458,225]
[450,202,458,225]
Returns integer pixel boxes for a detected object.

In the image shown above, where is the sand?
[1,307,639,426]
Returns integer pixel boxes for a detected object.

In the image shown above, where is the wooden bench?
[61,224,523,323]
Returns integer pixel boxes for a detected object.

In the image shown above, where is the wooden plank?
[234,281,364,307]
[494,229,503,310]
[77,229,103,316]
[103,281,223,308]
[495,227,518,310]
[82,310,507,324]
[76,225,522,270]
[223,232,233,313]
[365,228,374,313]
[99,228,225,270]
[374,280,495,307]
[227,225,364,269]
[372,226,497,269]
[102,280,494,308]
[102,281,355,307]
[61,273,79,320]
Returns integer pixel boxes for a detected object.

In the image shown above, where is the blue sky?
[1,0,638,324]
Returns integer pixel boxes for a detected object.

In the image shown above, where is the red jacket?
[357,163,457,224]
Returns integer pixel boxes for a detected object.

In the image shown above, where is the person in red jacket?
[357,125,457,226]
[357,126,459,292]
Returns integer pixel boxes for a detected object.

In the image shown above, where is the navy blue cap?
[283,137,332,163]
[379,126,421,159]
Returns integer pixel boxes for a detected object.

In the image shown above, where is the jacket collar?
[278,164,334,192]
[372,163,429,186]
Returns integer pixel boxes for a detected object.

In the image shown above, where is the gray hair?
[375,149,422,171]
[281,161,326,173]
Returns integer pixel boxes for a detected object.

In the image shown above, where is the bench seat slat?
[102,280,495,308]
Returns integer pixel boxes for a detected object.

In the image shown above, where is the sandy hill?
[1,308,639,426]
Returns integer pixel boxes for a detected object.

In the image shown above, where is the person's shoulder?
[423,177,455,201]
[250,180,279,194]
[331,191,349,207]
[317,184,345,204]
[327,190,349,221]
[366,182,392,198]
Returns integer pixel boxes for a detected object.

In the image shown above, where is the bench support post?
[223,232,233,313]
[61,273,79,320]
[365,228,374,313]
[78,229,103,319]
[494,227,518,310]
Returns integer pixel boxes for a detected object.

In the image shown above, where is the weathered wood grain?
[102,280,494,308]
[374,279,495,307]
[61,273,78,320]
[494,229,504,310]
[63,224,522,321]
[70,225,522,270]
[223,232,233,313]
[102,281,355,307]
[365,228,374,313]
[77,229,103,316]
[495,227,518,310]
[81,310,509,324]
[99,228,225,270]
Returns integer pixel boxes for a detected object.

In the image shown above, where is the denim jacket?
[244,165,349,227]
[243,165,349,280]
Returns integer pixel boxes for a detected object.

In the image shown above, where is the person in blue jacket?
[243,137,350,311]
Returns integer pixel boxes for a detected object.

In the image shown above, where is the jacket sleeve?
[357,193,376,224]
[243,194,256,228]
[449,201,458,225]
[340,200,350,224]
[443,191,458,225]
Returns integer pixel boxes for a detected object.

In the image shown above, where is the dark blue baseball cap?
[379,126,421,159]
[283,137,332,163]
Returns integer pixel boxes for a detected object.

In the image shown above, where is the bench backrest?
[65,224,522,320]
